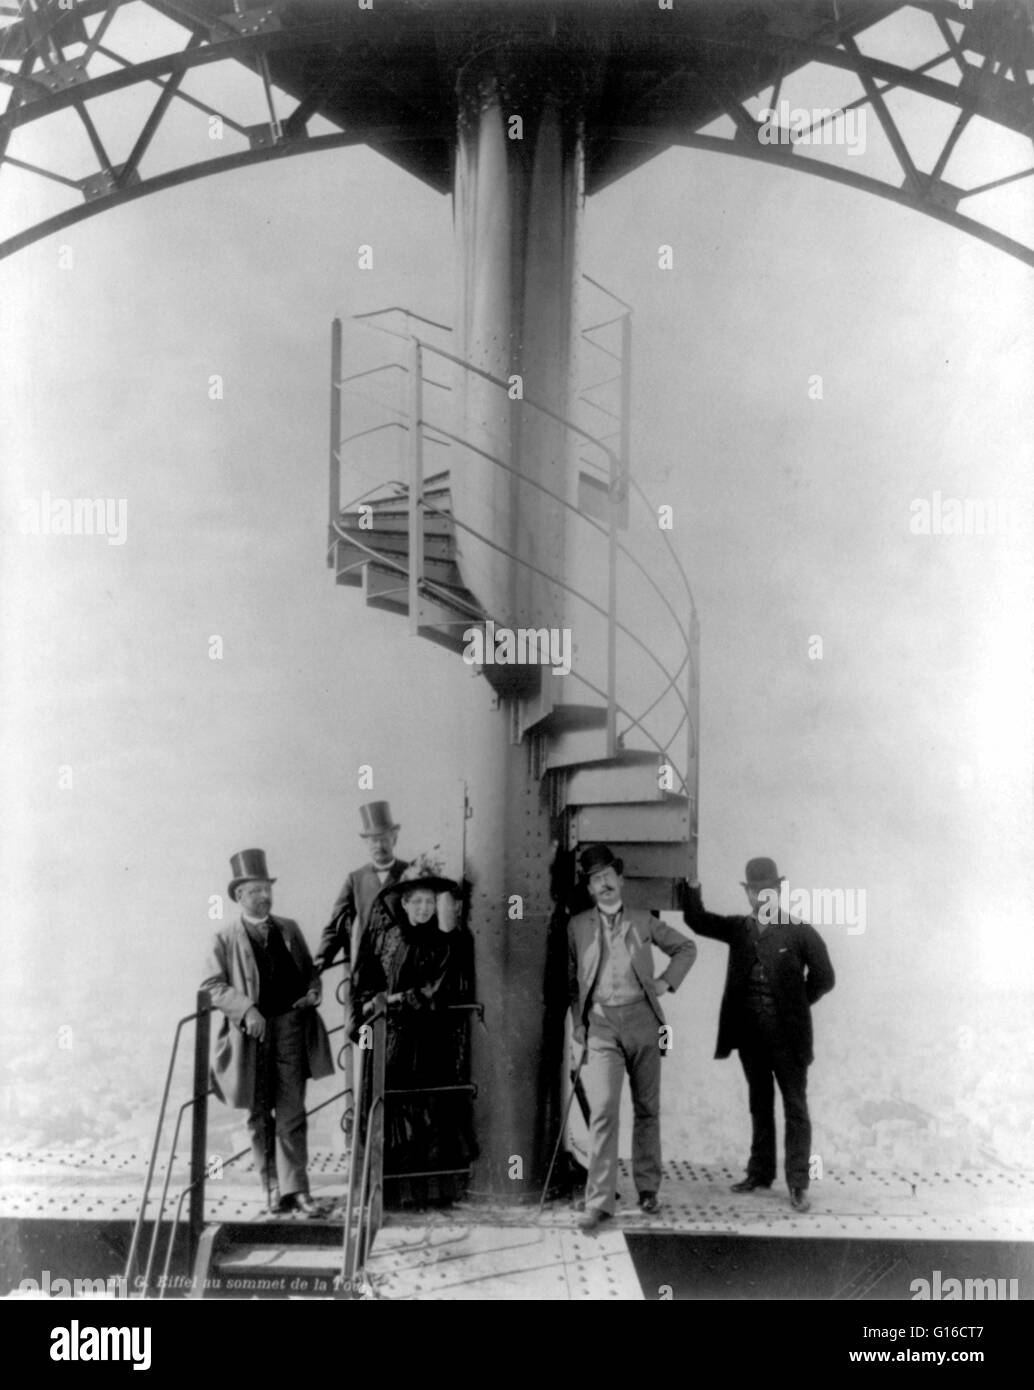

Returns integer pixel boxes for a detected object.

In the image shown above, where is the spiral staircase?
[327,297,699,909]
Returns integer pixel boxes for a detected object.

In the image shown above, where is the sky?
[1,1,1032,1170]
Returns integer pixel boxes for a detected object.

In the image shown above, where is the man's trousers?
[582,999,662,1215]
[737,1010,811,1190]
[247,1010,309,1201]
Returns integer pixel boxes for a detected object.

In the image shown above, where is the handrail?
[333,304,699,813]
[130,960,351,1299]
[564,665,691,797]
[336,323,695,664]
[341,994,483,1294]
[123,1005,204,1295]
[141,1087,214,1298]
[342,997,387,1289]
[156,1085,355,1300]
[416,420,695,654]
[419,495,693,728]
[330,519,487,623]
[337,321,693,621]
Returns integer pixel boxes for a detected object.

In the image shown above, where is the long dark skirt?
[360,1006,475,1209]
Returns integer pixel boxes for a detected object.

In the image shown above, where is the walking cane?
[537,1041,589,1218]
[259,1029,277,1214]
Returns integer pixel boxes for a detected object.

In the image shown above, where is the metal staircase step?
[592,841,691,879]
[336,526,457,562]
[337,513,456,539]
[619,876,684,912]
[189,1220,353,1299]
[560,758,685,808]
[362,559,410,612]
[544,725,613,771]
[335,537,466,591]
[569,800,691,843]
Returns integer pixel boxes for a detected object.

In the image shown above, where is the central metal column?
[450,40,588,1195]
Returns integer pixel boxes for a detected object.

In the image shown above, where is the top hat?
[359,800,400,837]
[228,847,277,902]
[578,844,624,881]
[741,856,784,888]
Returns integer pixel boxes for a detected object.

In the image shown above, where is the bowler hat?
[578,844,624,881]
[742,856,784,888]
[228,847,277,902]
[359,800,400,837]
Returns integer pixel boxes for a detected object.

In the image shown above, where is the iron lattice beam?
[0,0,1032,264]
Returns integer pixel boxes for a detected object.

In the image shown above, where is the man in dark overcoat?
[203,848,333,1215]
[681,857,835,1212]
[314,800,410,975]
[313,801,410,1134]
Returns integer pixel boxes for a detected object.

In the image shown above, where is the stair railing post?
[329,317,342,565]
[606,310,632,758]
[187,990,211,1275]
[408,336,424,634]
[689,609,700,881]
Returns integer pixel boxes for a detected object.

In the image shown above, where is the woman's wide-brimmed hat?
[227,847,277,902]
[375,851,460,920]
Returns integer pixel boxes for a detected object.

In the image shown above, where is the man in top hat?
[314,801,410,977]
[680,858,835,1213]
[202,848,334,1215]
[568,844,697,1233]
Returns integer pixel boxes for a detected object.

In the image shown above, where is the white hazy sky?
[1,3,1032,1137]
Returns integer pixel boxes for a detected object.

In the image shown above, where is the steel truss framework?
[0,0,1032,265]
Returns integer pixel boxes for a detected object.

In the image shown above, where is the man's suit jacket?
[681,886,835,1065]
[202,914,334,1109]
[314,859,410,975]
[568,906,697,1041]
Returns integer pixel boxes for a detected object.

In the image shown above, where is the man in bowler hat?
[681,858,835,1212]
[203,849,333,1215]
[568,845,697,1233]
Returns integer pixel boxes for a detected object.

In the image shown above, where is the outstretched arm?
[678,880,739,944]
[314,873,357,973]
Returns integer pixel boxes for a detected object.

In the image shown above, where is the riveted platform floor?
[2,1149,1032,1242]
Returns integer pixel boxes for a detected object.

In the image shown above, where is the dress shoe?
[638,1192,660,1214]
[266,1190,283,1215]
[730,1177,772,1194]
[283,1192,322,1218]
[578,1209,613,1235]
[789,1188,811,1213]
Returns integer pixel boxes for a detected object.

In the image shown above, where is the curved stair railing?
[328,301,699,852]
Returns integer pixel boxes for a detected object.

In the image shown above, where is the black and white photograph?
[1,0,1032,1337]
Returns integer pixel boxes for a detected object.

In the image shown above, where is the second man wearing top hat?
[314,800,410,977]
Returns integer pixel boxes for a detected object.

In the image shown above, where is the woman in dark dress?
[351,857,475,1209]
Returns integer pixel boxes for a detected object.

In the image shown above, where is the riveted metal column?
[448,37,593,1195]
